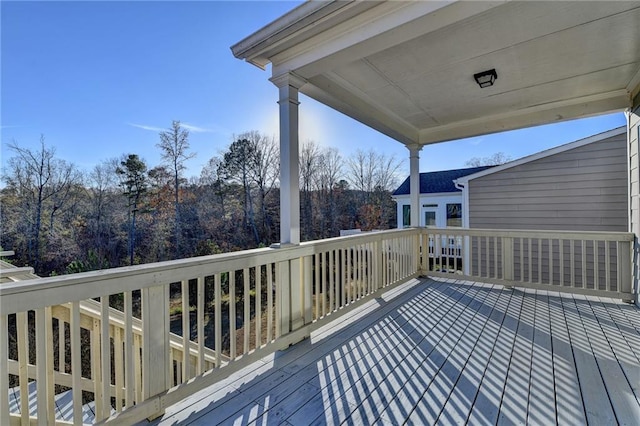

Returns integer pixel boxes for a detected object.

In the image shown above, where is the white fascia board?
[393,191,461,200]
[454,125,627,185]
[230,1,348,69]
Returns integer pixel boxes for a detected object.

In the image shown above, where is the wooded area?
[1,121,401,277]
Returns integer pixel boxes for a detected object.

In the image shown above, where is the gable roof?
[454,126,626,185]
[393,166,495,196]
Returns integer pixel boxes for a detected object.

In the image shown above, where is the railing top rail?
[0,228,420,315]
[422,226,634,241]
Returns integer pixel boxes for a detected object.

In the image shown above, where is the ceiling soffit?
[239,1,640,146]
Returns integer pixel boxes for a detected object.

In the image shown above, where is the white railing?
[1,227,634,425]
[0,228,421,425]
[423,227,634,300]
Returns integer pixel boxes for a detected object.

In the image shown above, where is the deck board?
[548,291,587,425]
[144,278,640,426]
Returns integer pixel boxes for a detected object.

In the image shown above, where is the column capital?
[270,72,307,90]
[407,143,423,157]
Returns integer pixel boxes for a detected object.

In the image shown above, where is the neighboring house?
[392,166,494,228]
[394,126,628,232]
[456,126,627,231]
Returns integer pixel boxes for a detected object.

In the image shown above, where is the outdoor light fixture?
[474,69,497,88]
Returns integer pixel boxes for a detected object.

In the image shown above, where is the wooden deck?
[143,277,640,426]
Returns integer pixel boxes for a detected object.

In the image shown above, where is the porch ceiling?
[232,1,640,146]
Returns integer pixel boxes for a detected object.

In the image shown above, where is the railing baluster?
[243,268,250,354]
[527,238,532,283]
[123,292,134,408]
[255,268,262,349]
[58,318,65,374]
[368,242,373,293]
[538,239,542,284]
[581,241,587,289]
[197,276,205,375]
[549,239,554,285]
[46,307,56,422]
[346,248,352,303]
[560,239,565,287]
[134,334,142,404]
[314,254,321,319]
[605,240,611,292]
[16,311,29,424]
[570,240,575,287]
[115,326,123,412]
[230,272,236,359]
[341,248,347,303]
[267,265,273,342]
[0,314,9,426]
[322,252,329,312]
[70,301,82,424]
[619,240,632,297]
[303,256,313,325]
[215,273,222,367]
[477,236,483,277]
[492,237,497,279]
[329,250,335,310]
[36,308,49,424]
[100,297,110,419]
[594,240,599,290]
[181,279,190,380]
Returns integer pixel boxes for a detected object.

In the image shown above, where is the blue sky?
[1,1,626,180]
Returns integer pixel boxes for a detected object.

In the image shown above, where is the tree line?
[1,121,402,277]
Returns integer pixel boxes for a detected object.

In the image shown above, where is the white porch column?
[408,145,422,227]
[271,73,306,245]
[628,90,640,306]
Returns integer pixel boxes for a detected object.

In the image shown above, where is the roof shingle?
[392,166,495,196]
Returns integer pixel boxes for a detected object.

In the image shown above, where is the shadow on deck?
[143,278,640,426]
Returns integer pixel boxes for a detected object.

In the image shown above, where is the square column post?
[271,73,306,245]
[628,88,640,306]
[408,145,422,227]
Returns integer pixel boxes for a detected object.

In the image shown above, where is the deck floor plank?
[592,298,640,401]
[466,284,525,425]
[296,280,461,425]
[436,285,513,425]
[372,281,488,425]
[575,295,640,425]
[562,293,618,425]
[313,279,479,425]
[405,283,501,425]
[496,288,536,426]
[526,290,556,425]
[548,291,587,425]
[142,278,640,426]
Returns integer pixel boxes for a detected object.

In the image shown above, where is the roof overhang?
[232,1,640,147]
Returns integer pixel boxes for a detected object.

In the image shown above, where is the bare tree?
[346,149,402,229]
[3,136,81,272]
[247,132,279,241]
[300,140,322,240]
[316,147,343,237]
[87,159,119,267]
[465,152,512,167]
[157,120,195,258]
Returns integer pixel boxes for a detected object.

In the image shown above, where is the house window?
[424,211,436,226]
[402,205,411,227]
[446,203,462,227]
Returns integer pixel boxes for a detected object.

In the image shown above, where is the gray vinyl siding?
[469,133,628,231]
